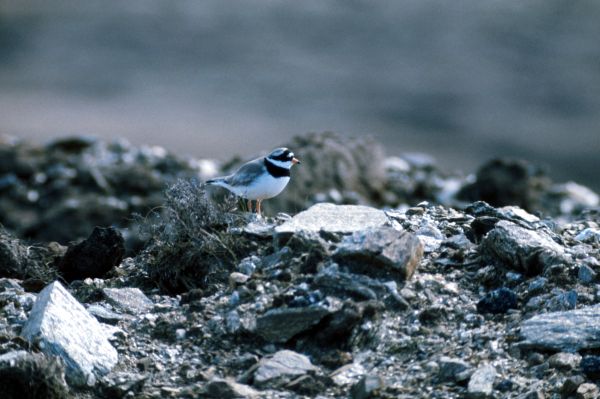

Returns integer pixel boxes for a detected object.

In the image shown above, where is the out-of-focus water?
[1,1,599,189]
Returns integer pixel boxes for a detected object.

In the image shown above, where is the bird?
[205,147,300,215]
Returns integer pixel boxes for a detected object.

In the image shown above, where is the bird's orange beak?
[292,157,301,165]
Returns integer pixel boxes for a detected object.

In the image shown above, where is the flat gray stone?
[275,203,389,236]
[253,350,318,389]
[333,227,423,281]
[21,281,118,386]
[521,305,600,352]
[350,373,385,399]
[102,287,153,314]
[467,364,496,398]
[255,306,330,343]
[481,220,566,275]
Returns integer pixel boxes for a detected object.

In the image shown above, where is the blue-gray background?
[1,1,599,189]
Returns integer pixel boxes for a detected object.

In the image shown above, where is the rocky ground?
[1,132,600,399]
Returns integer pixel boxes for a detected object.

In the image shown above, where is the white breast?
[238,174,290,200]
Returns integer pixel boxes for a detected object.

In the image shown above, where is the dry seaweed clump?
[142,179,250,294]
[0,227,60,285]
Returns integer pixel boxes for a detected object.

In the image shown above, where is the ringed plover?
[206,147,300,215]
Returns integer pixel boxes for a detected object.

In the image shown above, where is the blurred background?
[1,0,599,190]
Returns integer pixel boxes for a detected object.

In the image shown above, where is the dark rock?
[520,305,600,352]
[21,281,118,386]
[477,287,518,314]
[333,227,423,281]
[312,301,363,346]
[204,377,258,398]
[581,356,600,379]
[349,373,385,399]
[561,375,586,396]
[480,221,566,276]
[438,357,472,382]
[457,158,550,211]
[285,374,329,395]
[313,264,409,309]
[58,227,125,282]
[0,351,70,399]
[255,306,331,343]
[495,379,515,392]
[419,304,447,325]
[470,217,500,242]
[252,350,318,389]
[100,372,147,398]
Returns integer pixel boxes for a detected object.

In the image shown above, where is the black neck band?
[264,158,290,178]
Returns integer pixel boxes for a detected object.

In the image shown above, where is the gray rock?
[204,377,259,398]
[274,203,389,236]
[87,304,124,324]
[579,264,597,284]
[21,281,118,386]
[350,373,385,399]
[518,390,545,399]
[438,357,471,382]
[255,306,330,343]
[253,350,318,388]
[100,372,147,398]
[467,364,496,398]
[575,228,600,243]
[481,220,566,275]
[330,362,367,386]
[237,256,259,275]
[521,305,600,351]
[333,227,423,281]
[548,352,581,370]
[102,287,153,314]
[577,383,600,399]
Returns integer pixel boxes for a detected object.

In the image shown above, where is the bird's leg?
[257,200,262,216]
[247,199,253,213]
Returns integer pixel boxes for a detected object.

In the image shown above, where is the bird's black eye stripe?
[270,150,293,162]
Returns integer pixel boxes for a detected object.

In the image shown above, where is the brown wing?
[225,157,265,187]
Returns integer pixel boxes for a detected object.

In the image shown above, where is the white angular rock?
[21,281,118,386]
[253,350,318,388]
[275,203,390,235]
